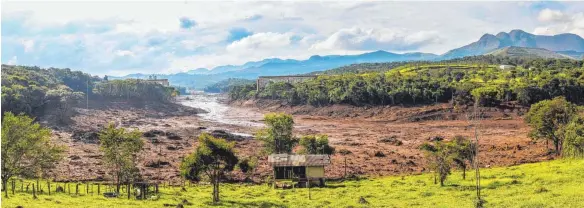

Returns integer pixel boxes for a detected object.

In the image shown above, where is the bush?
[338,149,352,155]
[374,151,386,157]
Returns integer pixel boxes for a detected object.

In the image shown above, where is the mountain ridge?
[112,29,584,89]
[442,29,584,59]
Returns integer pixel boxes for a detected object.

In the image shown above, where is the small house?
[499,64,516,70]
[268,154,331,187]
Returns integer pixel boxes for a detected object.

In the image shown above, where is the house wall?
[306,166,325,178]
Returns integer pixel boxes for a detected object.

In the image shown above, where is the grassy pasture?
[1,159,583,208]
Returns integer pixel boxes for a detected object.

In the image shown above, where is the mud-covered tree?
[46,85,84,123]
[255,113,297,154]
[560,115,584,158]
[180,133,239,203]
[299,134,335,155]
[238,156,258,182]
[99,123,143,193]
[420,141,452,186]
[1,112,65,198]
[449,136,475,180]
[525,97,577,155]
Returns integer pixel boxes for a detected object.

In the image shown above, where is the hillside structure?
[144,75,170,86]
[499,65,516,70]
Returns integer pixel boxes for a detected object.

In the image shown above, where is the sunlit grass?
[2,159,583,207]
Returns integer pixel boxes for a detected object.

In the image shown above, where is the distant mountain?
[186,68,211,75]
[442,30,584,59]
[486,46,575,59]
[112,50,439,89]
[111,29,584,90]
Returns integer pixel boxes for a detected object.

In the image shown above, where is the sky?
[2,0,584,76]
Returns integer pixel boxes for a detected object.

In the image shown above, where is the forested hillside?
[1,65,178,122]
[203,78,255,93]
[229,57,584,107]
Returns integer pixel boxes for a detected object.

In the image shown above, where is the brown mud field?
[46,93,553,183]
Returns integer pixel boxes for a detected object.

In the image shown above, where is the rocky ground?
[44,96,553,184]
[233,99,553,178]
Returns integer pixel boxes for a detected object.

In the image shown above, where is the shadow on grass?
[218,200,288,208]
[323,184,346,189]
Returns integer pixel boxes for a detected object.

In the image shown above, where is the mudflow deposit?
[48,92,551,183]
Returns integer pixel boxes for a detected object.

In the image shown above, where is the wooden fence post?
[344,157,347,178]
[127,183,130,199]
[32,183,37,199]
[48,181,51,195]
[76,183,79,195]
[21,180,23,192]
[86,183,89,194]
[11,179,15,195]
[68,183,71,195]
[308,179,311,200]
[97,184,100,194]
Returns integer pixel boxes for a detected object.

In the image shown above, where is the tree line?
[93,79,179,102]
[229,57,584,108]
[203,78,255,93]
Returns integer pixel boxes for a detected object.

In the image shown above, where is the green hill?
[2,159,583,207]
[486,46,575,59]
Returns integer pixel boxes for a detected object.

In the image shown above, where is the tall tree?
[299,134,335,155]
[420,141,453,186]
[180,133,239,203]
[255,113,297,154]
[98,123,143,193]
[46,85,84,123]
[560,115,584,158]
[524,97,577,155]
[449,136,475,180]
[1,112,65,198]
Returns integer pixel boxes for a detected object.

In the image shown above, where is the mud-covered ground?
[46,94,553,183]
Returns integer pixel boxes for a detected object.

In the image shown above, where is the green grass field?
[2,159,583,208]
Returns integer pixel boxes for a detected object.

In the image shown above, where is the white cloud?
[115,50,134,57]
[7,56,18,65]
[21,39,35,52]
[534,9,584,37]
[310,27,441,52]
[2,1,583,76]
[227,32,293,52]
[533,27,557,35]
[538,9,569,22]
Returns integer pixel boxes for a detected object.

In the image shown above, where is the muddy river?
[178,92,264,136]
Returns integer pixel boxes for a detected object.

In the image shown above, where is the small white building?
[499,65,516,70]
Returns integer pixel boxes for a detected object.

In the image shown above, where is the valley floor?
[50,95,554,183]
[2,159,583,208]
